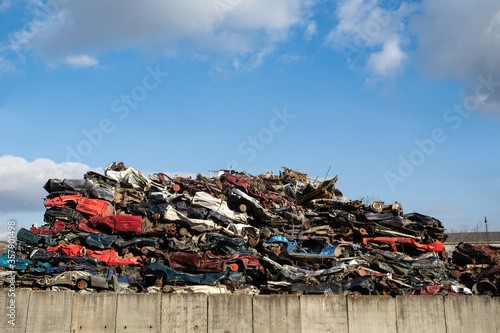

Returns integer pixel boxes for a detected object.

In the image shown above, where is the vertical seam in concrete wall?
[394,296,399,333]
[298,295,302,332]
[298,296,301,333]
[251,295,254,333]
[345,296,350,333]
[22,289,32,333]
[69,292,75,333]
[442,296,448,333]
[114,293,119,333]
[206,294,209,333]
[72,292,75,332]
[158,293,162,333]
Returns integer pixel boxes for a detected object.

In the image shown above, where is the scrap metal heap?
[1,162,496,295]
[449,243,500,296]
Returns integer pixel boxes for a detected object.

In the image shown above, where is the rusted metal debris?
[1,162,497,295]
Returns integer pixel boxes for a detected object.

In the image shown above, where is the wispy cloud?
[410,0,500,113]
[278,52,304,63]
[0,56,16,74]
[325,0,417,77]
[65,54,99,67]
[4,0,313,71]
[303,20,317,41]
[0,0,11,12]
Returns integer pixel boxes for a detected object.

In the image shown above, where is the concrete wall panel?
[0,288,31,333]
[300,295,348,333]
[208,294,253,333]
[116,293,160,333]
[444,296,497,333]
[396,296,446,333]
[26,291,73,333]
[347,295,397,333]
[161,293,207,333]
[1,291,499,333]
[253,295,301,333]
[71,293,117,333]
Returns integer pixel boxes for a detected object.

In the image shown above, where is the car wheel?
[76,279,88,290]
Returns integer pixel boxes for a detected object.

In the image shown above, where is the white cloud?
[325,0,500,112]
[250,46,275,69]
[278,52,304,63]
[0,156,101,213]
[410,0,500,80]
[0,0,11,12]
[0,56,16,74]
[7,0,312,70]
[64,54,99,67]
[410,0,500,113]
[367,38,405,76]
[327,0,379,46]
[326,0,417,77]
[0,156,202,218]
[303,20,317,41]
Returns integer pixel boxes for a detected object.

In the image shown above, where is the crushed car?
[0,162,483,296]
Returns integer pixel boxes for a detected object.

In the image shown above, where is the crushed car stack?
[1,162,493,295]
[449,243,500,296]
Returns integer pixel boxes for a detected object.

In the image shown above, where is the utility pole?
[485,217,490,245]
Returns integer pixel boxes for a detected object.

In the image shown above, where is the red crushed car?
[47,244,142,266]
[362,237,445,252]
[44,194,115,217]
[89,215,143,234]
[156,250,265,274]
[30,219,102,235]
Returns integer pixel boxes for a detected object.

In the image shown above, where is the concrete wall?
[0,290,498,333]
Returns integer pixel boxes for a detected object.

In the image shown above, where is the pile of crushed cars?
[449,243,500,296]
[0,162,496,295]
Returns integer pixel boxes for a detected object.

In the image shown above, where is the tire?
[76,279,88,290]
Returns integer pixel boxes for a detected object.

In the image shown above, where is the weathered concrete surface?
[26,291,73,333]
[116,293,160,333]
[299,295,348,333]
[396,296,446,333]
[161,293,207,333]
[208,294,253,333]
[71,293,117,333]
[2,291,500,333]
[347,295,397,333]
[253,295,301,333]
[495,297,500,331]
[0,288,31,333]
[444,296,497,333]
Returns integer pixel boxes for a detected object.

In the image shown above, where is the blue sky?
[0,0,499,237]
